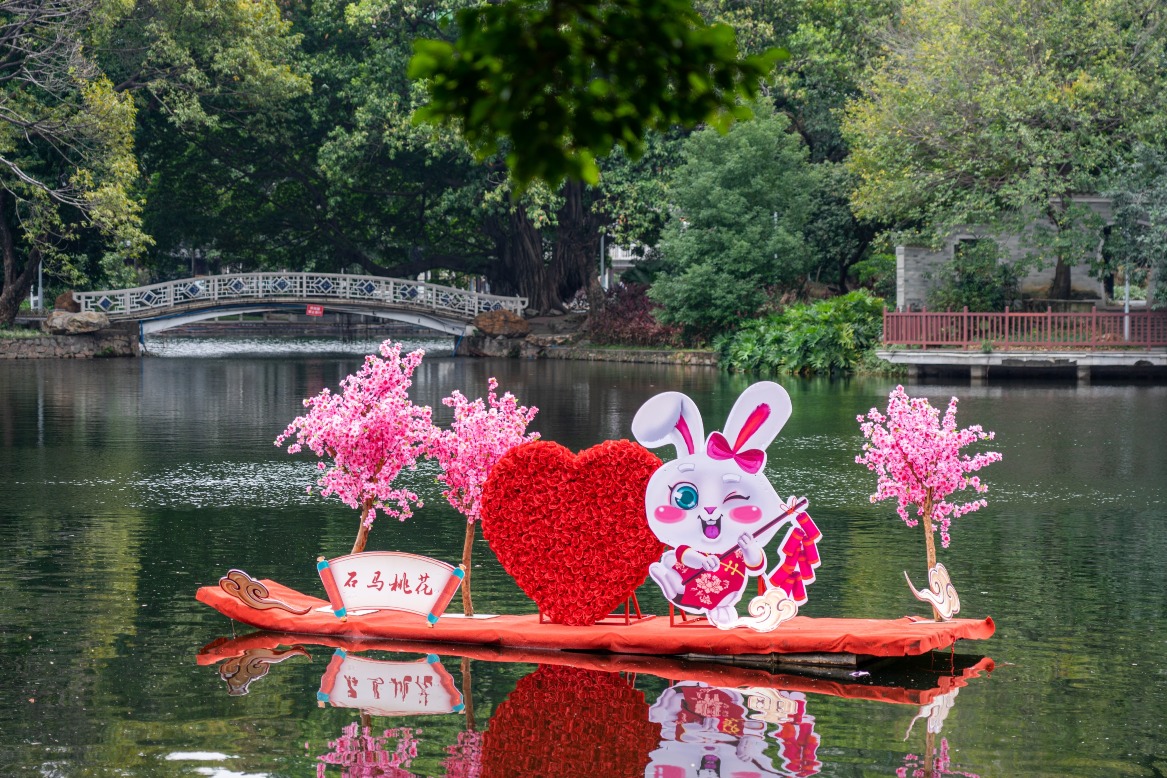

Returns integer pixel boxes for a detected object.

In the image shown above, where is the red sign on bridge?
[306,304,324,317]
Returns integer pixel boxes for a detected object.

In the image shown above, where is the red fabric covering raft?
[196,579,994,658]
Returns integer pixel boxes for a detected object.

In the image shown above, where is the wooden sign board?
[317,651,463,716]
[317,551,464,623]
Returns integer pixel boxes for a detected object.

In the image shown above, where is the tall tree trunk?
[461,521,475,616]
[1049,257,1072,300]
[486,205,561,314]
[483,182,610,315]
[0,192,41,326]
[1046,201,1073,301]
[554,180,606,313]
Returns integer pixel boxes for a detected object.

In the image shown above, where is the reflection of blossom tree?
[897,738,980,778]
[442,730,483,778]
[316,722,420,778]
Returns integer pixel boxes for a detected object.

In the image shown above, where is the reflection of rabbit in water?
[648,682,771,774]
[632,382,819,629]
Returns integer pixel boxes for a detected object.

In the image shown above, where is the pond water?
[1,338,1164,777]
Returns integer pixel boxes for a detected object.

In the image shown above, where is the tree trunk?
[460,656,476,731]
[1045,201,1073,301]
[351,499,373,554]
[0,192,41,326]
[553,180,606,314]
[461,521,475,616]
[483,182,610,315]
[485,205,560,313]
[1049,257,1072,300]
[921,492,941,622]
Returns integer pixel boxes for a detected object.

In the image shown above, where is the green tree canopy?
[409,0,781,188]
[842,0,1167,298]
[0,0,145,325]
[649,108,816,337]
[1106,145,1167,309]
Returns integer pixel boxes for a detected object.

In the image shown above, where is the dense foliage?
[4,0,1166,330]
[1107,146,1167,309]
[926,240,1022,312]
[843,0,1167,299]
[584,283,680,347]
[649,109,817,338]
[718,290,885,375]
[410,0,781,187]
[0,0,145,323]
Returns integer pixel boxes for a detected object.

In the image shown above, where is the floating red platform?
[196,577,994,659]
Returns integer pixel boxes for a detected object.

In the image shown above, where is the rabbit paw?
[649,562,683,600]
[737,533,763,568]
[708,604,740,629]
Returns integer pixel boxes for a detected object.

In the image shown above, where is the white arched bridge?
[73,272,527,339]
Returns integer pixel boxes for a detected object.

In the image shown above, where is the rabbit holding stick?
[632,382,818,629]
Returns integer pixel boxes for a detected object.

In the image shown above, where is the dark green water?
[1,339,1165,776]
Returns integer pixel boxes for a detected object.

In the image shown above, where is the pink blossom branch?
[856,386,1001,549]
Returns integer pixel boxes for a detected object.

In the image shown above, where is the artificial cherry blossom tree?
[432,378,538,615]
[276,340,434,554]
[856,386,1001,612]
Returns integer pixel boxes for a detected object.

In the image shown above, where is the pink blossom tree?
[276,340,434,554]
[432,377,538,614]
[857,386,1001,614]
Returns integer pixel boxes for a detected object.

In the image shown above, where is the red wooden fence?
[883,307,1167,349]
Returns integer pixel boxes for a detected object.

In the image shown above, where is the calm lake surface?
[1,336,1164,777]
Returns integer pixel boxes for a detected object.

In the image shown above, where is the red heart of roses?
[480,439,663,626]
[481,665,660,778]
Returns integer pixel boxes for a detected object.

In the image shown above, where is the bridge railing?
[883,307,1167,349]
[73,273,527,320]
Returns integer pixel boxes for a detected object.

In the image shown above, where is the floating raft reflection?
[199,629,995,708]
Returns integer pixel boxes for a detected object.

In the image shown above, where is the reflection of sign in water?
[316,651,464,717]
[317,552,464,622]
[647,682,820,778]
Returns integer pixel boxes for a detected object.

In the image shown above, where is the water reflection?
[145,334,456,359]
[648,682,818,777]
[5,351,1164,774]
[198,634,992,778]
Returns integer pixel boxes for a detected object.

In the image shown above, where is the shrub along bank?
[716,290,895,375]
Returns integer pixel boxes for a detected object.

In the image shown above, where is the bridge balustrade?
[73,273,526,321]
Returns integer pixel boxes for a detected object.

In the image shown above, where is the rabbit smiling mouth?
[701,513,722,540]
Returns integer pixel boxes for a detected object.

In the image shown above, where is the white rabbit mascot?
[632,381,822,630]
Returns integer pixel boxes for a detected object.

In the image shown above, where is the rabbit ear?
[721,382,792,453]
[632,391,705,457]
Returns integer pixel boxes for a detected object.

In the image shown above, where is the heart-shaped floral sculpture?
[480,439,663,625]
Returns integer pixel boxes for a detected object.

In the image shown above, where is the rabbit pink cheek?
[654,505,687,523]
[730,505,764,523]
